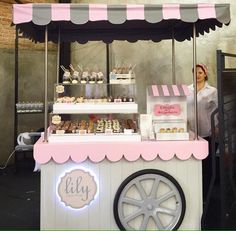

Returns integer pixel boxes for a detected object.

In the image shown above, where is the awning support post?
[44,25,48,142]
[193,24,199,139]
[172,32,176,84]
[56,26,61,84]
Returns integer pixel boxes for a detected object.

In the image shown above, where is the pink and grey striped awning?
[148,85,190,97]
[12,3,230,43]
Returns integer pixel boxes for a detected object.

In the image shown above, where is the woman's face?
[196,66,206,83]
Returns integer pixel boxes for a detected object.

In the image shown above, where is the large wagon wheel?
[113,169,186,230]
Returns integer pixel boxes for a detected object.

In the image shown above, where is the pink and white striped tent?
[148,85,190,97]
[12,3,230,43]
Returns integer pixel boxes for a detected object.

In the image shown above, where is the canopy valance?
[13,3,230,43]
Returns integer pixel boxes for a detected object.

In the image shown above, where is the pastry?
[114,96,122,103]
[108,96,113,102]
[96,119,105,133]
[172,127,178,133]
[87,120,94,133]
[128,97,134,102]
[127,119,136,132]
[112,119,121,133]
[166,128,171,133]
[178,128,184,133]
[122,96,127,102]
[77,96,84,103]
[68,122,78,133]
[102,97,108,103]
[159,128,166,133]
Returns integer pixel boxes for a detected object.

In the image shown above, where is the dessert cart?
[13,3,230,230]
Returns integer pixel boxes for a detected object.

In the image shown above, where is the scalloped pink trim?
[34,137,208,164]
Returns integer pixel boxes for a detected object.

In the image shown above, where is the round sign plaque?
[58,169,97,209]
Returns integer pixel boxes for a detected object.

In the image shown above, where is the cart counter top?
[33,134,208,164]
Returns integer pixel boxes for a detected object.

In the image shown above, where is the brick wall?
[0,0,58,50]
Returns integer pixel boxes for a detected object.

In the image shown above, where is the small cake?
[56,97,64,103]
[172,127,178,133]
[114,96,122,103]
[112,68,117,74]
[102,97,108,103]
[127,119,137,132]
[178,128,184,133]
[77,96,84,103]
[96,119,105,133]
[166,128,171,133]
[117,68,122,74]
[87,120,94,134]
[68,122,78,133]
[112,119,121,133]
[83,98,89,103]
[122,96,127,102]
[108,96,113,103]
[128,97,134,102]
[79,120,87,134]
[159,128,166,133]
[61,121,71,133]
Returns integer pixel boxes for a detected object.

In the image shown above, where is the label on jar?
[56,85,65,94]
[52,115,61,125]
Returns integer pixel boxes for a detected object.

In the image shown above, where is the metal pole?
[216,50,226,228]
[44,26,48,142]
[193,24,198,139]
[56,26,61,84]
[14,26,19,148]
[172,36,176,84]
[106,43,110,95]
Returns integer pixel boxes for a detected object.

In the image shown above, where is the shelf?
[58,82,136,86]
[48,133,141,143]
[53,102,138,114]
[17,110,44,114]
[155,132,189,141]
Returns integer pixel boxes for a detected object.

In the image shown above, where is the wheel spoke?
[135,180,147,199]
[140,214,150,230]
[123,209,143,223]
[158,190,175,204]
[152,214,164,230]
[157,206,177,216]
[122,197,142,207]
[150,178,160,198]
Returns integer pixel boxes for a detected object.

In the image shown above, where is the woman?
[187,63,218,200]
